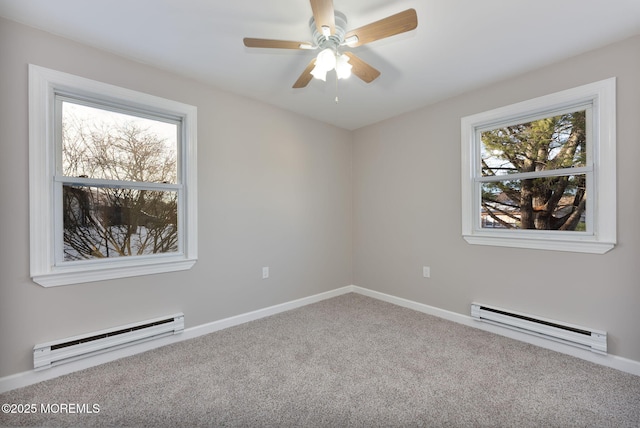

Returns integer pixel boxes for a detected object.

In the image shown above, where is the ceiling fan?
[243,1,418,88]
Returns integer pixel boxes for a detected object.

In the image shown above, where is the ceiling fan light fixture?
[311,49,351,82]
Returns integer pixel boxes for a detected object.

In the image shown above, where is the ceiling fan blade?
[344,9,417,47]
[344,52,380,83]
[243,38,312,50]
[293,59,317,88]
[310,0,335,36]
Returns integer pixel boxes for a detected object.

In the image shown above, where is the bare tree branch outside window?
[61,101,179,261]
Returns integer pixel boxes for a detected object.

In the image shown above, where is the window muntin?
[461,78,616,254]
[29,65,197,286]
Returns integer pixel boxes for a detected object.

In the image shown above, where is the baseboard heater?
[33,313,184,370]
[471,303,606,354]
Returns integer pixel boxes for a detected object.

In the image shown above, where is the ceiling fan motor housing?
[309,11,347,52]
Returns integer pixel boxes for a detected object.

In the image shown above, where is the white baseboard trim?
[2,284,638,393]
[351,285,640,377]
[0,286,353,393]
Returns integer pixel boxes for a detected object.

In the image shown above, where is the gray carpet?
[1,293,639,427]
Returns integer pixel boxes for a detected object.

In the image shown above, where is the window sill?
[32,257,197,287]
[463,234,614,254]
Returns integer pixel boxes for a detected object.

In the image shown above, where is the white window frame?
[461,78,616,254]
[29,65,198,286]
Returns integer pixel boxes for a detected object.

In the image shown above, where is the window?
[29,65,197,286]
[461,78,616,253]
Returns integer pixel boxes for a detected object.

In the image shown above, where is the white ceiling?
[2,0,640,130]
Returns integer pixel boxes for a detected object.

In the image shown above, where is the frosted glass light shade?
[316,48,337,71]
[310,65,328,81]
[336,54,352,79]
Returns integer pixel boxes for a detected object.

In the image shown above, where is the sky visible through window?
[61,101,178,183]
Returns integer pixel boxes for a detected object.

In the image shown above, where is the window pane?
[63,185,178,261]
[481,174,586,231]
[61,101,178,183]
[481,110,586,177]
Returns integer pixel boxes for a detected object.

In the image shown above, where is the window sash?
[54,182,182,264]
[55,94,183,183]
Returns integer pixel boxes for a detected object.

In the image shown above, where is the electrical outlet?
[262,267,269,279]
[423,266,430,278]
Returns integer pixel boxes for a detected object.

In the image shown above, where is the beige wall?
[0,18,353,377]
[2,16,639,379]
[353,35,640,362]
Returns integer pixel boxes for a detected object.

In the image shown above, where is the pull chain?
[335,72,339,103]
